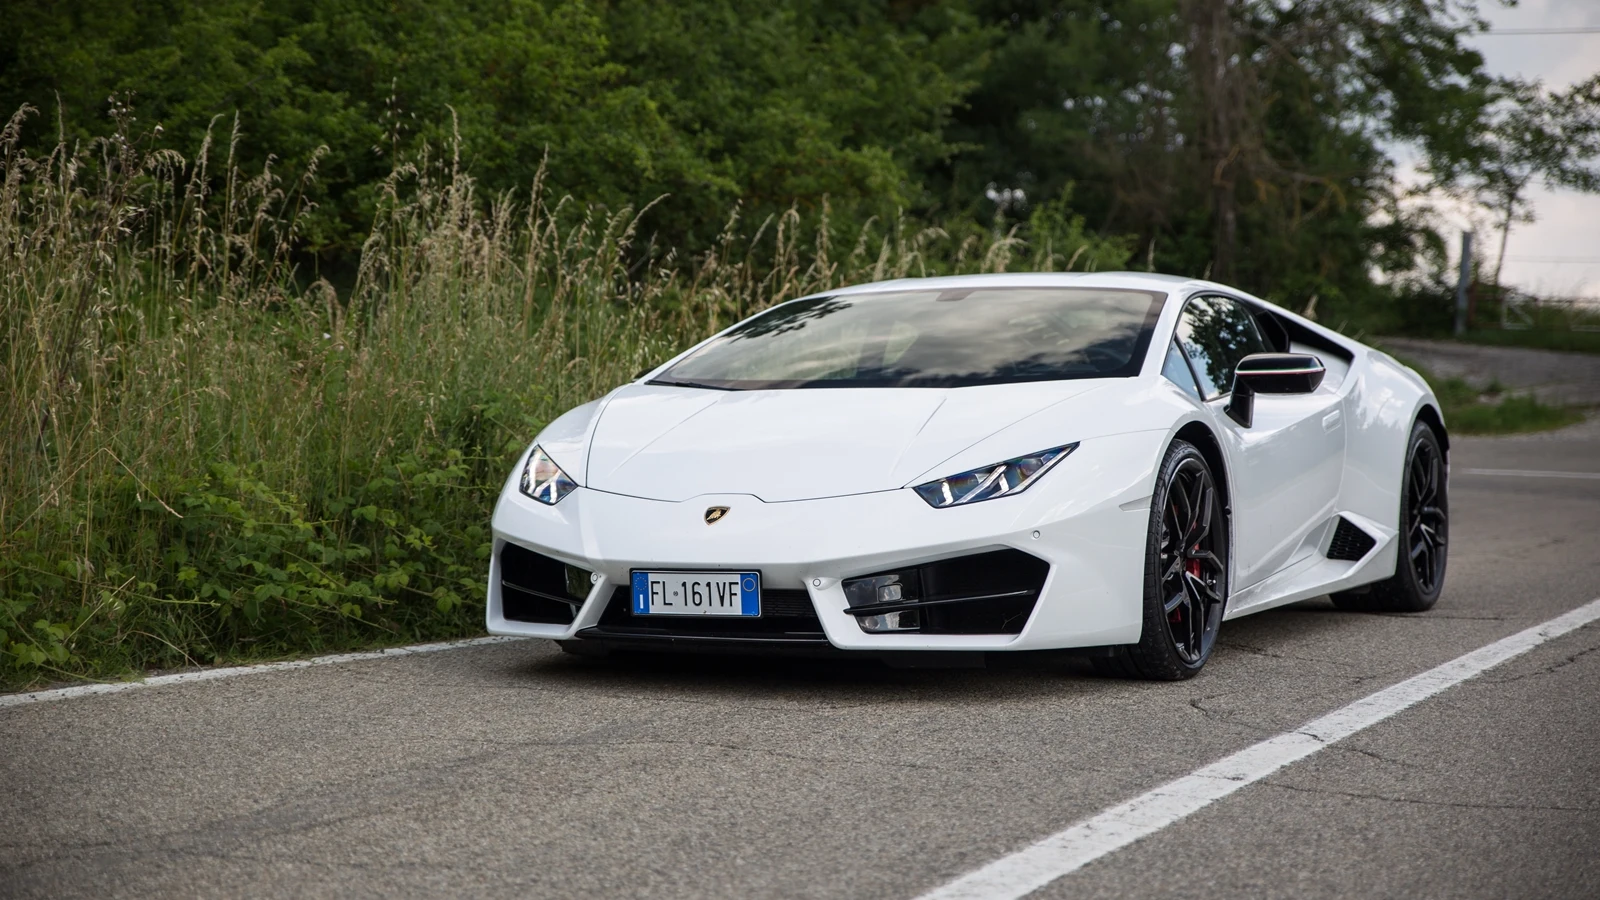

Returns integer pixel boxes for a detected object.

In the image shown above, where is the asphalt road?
[4,423,1599,899]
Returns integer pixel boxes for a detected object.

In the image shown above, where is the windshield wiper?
[646,378,742,391]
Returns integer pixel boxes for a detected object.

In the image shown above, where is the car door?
[1174,294,1346,590]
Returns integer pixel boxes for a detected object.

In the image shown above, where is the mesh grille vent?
[1327,516,1377,561]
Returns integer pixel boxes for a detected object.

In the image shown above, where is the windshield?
[653,287,1166,389]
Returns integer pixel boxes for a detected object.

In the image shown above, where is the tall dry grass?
[0,104,1115,688]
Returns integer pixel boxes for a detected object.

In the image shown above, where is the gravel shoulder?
[1378,336,1600,408]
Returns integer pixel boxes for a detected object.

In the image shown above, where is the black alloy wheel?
[1159,456,1228,665]
[1096,440,1229,680]
[1334,420,1448,613]
[1405,436,1448,595]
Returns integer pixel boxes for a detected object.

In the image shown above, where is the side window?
[1175,295,1269,399]
[1162,341,1202,401]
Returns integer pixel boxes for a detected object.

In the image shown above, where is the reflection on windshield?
[653,287,1166,389]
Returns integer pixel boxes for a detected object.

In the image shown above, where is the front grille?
[588,585,825,640]
[499,542,585,624]
[1327,516,1377,561]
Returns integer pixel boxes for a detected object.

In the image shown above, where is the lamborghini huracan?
[486,273,1448,679]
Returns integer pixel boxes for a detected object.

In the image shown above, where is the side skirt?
[1224,512,1399,620]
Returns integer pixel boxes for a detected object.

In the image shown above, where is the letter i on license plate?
[632,571,760,617]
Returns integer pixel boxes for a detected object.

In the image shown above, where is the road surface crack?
[1479,643,1600,685]
[1324,743,1425,770]
[1222,642,1380,671]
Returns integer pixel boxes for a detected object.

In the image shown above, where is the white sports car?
[487,273,1448,678]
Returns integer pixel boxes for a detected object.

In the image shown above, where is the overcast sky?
[1438,0,1600,300]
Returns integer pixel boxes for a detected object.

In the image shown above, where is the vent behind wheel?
[1327,516,1378,561]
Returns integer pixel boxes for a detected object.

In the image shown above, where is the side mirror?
[1226,352,1325,428]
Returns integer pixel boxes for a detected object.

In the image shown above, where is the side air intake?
[1326,516,1377,561]
[499,542,590,624]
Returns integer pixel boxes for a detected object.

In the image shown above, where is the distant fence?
[1497,291,1600,332]
[1466,284,1600,332]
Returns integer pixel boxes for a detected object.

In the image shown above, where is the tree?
[595,0,989,249]
[0,0,985,259]
[932,0,1499,321]
[1467,75,1600,288]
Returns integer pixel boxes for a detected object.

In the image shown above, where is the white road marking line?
[0,636,527,710]
[915,596,1600,900]
[1459,467,1600,480]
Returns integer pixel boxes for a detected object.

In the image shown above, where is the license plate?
[631,571,760,616]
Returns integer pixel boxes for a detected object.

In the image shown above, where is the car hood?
[582,381,1114,502]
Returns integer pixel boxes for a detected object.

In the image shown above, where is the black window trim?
[1173,291,1268,402]
[1171,289,1359,402]
[1160,336,1206,403]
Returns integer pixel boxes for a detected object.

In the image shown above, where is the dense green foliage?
[1,0,1585,688]
[1,0,1529,318]
[0,0,989,258]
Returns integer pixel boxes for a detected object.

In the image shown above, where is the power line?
[1475,26,1600,36]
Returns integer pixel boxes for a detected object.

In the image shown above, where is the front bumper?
[487,433,1160,652]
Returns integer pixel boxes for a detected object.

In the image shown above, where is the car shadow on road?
[486,597,1377,706]
[505,647,1103,705]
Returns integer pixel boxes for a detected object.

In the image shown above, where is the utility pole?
[1454,231,1473,336]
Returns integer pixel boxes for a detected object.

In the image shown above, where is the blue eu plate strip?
[631,571,650,614]
[741,573,759,616]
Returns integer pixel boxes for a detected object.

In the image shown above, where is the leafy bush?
[2,455,488,674]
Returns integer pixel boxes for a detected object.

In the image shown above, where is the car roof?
[778,271,1364,369]
[806,271,1240,300]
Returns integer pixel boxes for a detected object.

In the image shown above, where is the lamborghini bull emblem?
[704,506,730,525]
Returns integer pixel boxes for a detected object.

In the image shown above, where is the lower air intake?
[842,548,1049,635]
[1327,516,1378,561]
[499,542,589,624]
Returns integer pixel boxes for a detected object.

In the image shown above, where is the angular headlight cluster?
[519,446,578,505]
[912,443,1077,509]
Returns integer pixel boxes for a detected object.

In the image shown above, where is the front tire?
[1095,440,1229,680]
[1333,421,1447,613]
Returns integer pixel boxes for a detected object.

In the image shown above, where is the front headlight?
[912,443,1077,509]
[519,446,578,505]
